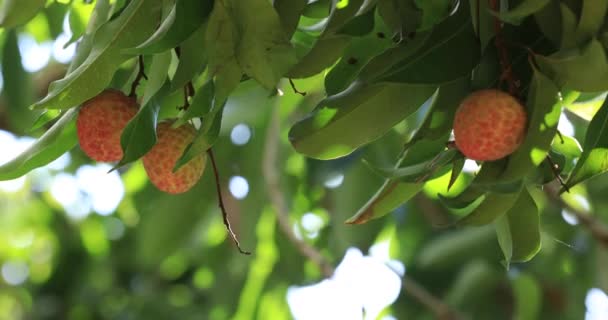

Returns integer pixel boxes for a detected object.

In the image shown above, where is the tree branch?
[545,182,608,247]
[129,55,147,97]
[207,149,251,255]
[489,0,519,96]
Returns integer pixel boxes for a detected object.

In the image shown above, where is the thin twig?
[288,78,307,96]
[545,183,608,248]
[207,149,251,255]
[545,156,569,193]
[129,55,147,97]
[489,0,519,96]
[262,97,334,277]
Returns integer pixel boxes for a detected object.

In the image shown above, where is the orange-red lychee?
[76,89,138,162]
[453,89,527,161]
[142,121,206,194]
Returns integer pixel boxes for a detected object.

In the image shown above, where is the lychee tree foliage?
[2,0,608,270]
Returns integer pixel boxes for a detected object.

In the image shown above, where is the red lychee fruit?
[76,89,138,162]
[453,89,527,161]
[142,121,206,194]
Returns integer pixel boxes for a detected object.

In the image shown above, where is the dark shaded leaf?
[171,23,207,92]
[495,0,550,25]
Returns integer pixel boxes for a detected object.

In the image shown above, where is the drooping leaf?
[174,80,214,127]
[324,12,395,95]
[32,0,163,110]
[566,96,608,188]
[497,70,562,182]
[558,3,579,49]
[288,35,351,79]
[274,0,307,38]
[378,8,480,84]
[228,0,297,90]
[377,0,421,34]
[533,1,561,47]
[141,51,172,106]
[535,39,608,92]
[171,23,207,92]
[512,273,542,320]
[457,187,521,226]
[289,82,437,160]
[64,0,97,47]
[365,148,458,181]
[448,157,466,191]
[494,187,541,265]
[0,109,78,181]
[0,0,45,28]
[129,0,213,54]
[438,187,486,211]
[495,0,551,25]
[415,0,454,30]
[116,86,165,168]
[323,0,365,34]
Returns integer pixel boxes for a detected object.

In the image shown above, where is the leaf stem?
[129,55,147,97]
[207,148,251,255]
[489,0,519,96]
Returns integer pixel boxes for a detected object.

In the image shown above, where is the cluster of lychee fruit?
[76,89,205,194]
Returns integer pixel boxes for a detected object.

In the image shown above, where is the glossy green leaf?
[457,188,521,226]
[130,0,212,54]
[325,13,394,95]
[288,35,351,79]
[566,97,608,188]
[379,10,480,84]
[289,82,437,160]
[448,157,465,191]
[494,187,540,265]
[495,0,550,25]
[533,1,561,46]
[0,109,78,181]
[32,0,163,110]
[229,0,297,89]
[497,71,562,182]
[171,23,207,92]
[552,134,582,159]
[535,39,608,92]
[65,0,97,47]
[0,0,45,28]
[142,51,172,106]
[365,148,458,181]
[174,104,224,171]
[438,187,486,211]
[175,80,214,127]
[116,87,165,168]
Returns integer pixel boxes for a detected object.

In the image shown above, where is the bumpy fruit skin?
[453,89,527,161]
[143,122,206,194]
[76,89,138,162]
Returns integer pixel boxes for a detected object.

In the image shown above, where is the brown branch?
[489,0,519,96]
[262,97,334,277]
[175,46,196,110]
[129,55,147,97]
[545,183,608,247]
[288,78,307,96]
[207,149,251,255]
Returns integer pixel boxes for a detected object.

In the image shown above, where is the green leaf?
[0,0,45,28]
[274,0,307,38]
[171,23,207,92]
[559,3,579,49]
[448,157,465,191]
[130,0,212,54]
[566,97,608,188]
[174,80,214,127]
[469,0,495,50]
[324,0,365,34]
[552,134,582,159]
[365,148,458,181]
[495,0,550,25]
[457,188,521,226]
[415,0,454,30]
[2,30,35,133]
[378,0,421,34]
[0,109,78,181]
[141,51,172,106]
[116,87,164,168]
[576,0,608,43]
[494,187,541,265]
[535,39,608,92]
[438,187,486,211]
[288,35,351,79]
[324,12,395,95]
[174,104,224,171]
[378,10,480,84]
[289,82,437,160]
[497,70,562,182]
[205,0,241,102]
[32,0,163,110]
[533,1,561,47]
[229,0,297,89]
[512,273,542,320]
[64,0,96,48]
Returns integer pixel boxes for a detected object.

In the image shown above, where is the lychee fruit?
[76,89,138,162]
[142,121,206,194]
[453,89,527,161]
